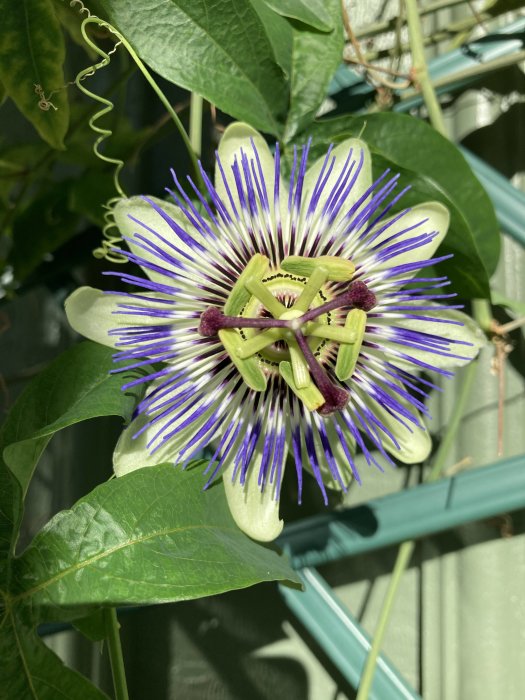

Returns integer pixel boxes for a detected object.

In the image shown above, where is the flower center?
[198,254,376,415]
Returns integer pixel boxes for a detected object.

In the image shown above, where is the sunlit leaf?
[13,463,300,610]
[98,0,288,136]
[283,0,343,141]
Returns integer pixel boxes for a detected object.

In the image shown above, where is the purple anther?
[199,307,226,336]
[301,280,377,323]
[348,280,377,311]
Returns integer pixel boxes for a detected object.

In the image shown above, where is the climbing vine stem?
[103,607,129,700]
[404,0,448,136]
[79,16,205,195]
[356,355,479,699]
[355,6,486,692]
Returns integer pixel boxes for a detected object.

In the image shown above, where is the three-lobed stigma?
[198,254,376,414]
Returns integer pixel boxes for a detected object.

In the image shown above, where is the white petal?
[363,202,450,277]
[65,287,174,349]
[384,306,486,371]
[300,418,357,492]
[359,381,432,464]
[113,196,202,283]
[303,137,372,225]
[215,122,284,222]
[113,410,176,476]
[223,457,284,542]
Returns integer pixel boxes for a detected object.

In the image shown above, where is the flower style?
[65,123,484,541]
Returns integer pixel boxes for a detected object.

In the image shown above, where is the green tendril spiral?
[74,18,127,261]
[73,12,204,261]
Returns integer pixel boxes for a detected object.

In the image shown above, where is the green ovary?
[239,272,331,367]
[217,254,367,412]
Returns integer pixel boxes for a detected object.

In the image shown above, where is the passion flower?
[65,123,484,541]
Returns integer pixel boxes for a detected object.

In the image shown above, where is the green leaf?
[250,0,293,78]
[263,0,334,31]
[0,0,69,149]
[284,0,343,141]
[12,463,300,610]
[53,0,97,57]
[0,142,49,180]
[69,171,118,227]
[372,154,489,298]
[1,342,145,499]
[491,290,525,316]
[98,0,288,137]
[72,609,107,642]
[0,604,109,699]
[301,113,500,283]
[0,459,20,584]
[0,341,147,584]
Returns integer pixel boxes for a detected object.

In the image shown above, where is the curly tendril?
[65,4,204,261]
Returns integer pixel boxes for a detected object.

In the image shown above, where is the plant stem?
[472,299,493,333]
[103,607,129,700]
[398,49,525,104]
[404,0,447,136]
[427,359,478,481]
[356,7,490,697]
[355,540,415,700]
[81,17,206,194]
[356,358,478,699]
[190,93,203,158]
[355,0,485,39]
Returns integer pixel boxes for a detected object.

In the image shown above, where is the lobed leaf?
[1,342,145,498]
[0,605,108,699]
[0,341,148,587]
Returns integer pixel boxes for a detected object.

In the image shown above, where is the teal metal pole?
[461,148,525,246]
[279,454,525,568]
[280,567,421,699]
[393,17,525,112]
[329,18,525,105]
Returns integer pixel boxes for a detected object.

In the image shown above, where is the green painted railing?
[278,455,525,568]
[281,567,421,699]
[279,457,525,697]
